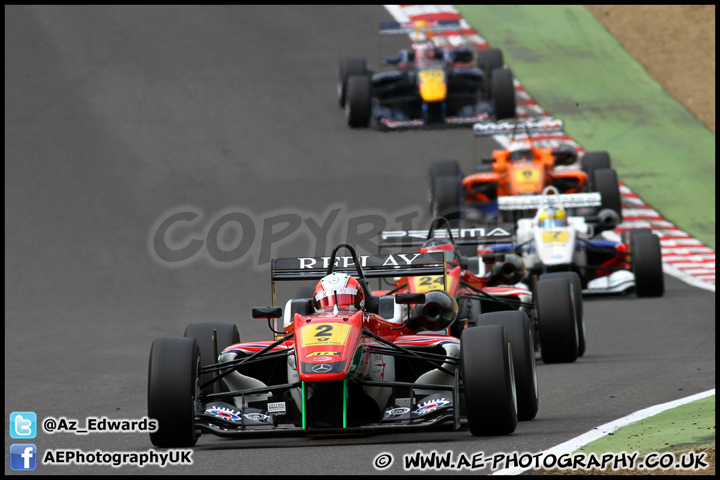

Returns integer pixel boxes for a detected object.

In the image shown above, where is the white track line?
[492,388,716,475]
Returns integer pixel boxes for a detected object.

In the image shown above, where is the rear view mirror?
[252,307,283,319]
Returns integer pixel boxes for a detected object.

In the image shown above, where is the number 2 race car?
[147,244,527,447]
[429,120,622,222]
[338,20,516,129]
[489,187,665,297]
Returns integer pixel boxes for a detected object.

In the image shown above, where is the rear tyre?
[461,325,518,435]
[148,337,200,448]
[631,233,665,297]
[429,160,461,215]
[491,68,516,120]
[581,151,612,184]
[338,56,367,107]
[476,311,538,421]
[593,168,623,224]
[540,272,585,357]
[621,228,652,246]
[184,323,240,396]
[345,75,372,128]
[429,159,460,180]
[476,48,504,74]
[536,278,578,363]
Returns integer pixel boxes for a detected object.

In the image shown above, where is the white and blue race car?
[488,187,664,297]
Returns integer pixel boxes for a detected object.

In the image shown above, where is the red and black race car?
[378,217,585,361]
[147,243,526,447]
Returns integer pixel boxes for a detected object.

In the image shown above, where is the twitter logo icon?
[10,412,37,439]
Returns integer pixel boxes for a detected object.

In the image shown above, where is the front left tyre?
[148,337,200,448]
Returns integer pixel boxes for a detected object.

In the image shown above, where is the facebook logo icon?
[10,444,37,471]
[10,412,37,439]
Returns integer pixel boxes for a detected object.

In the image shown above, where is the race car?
[147,243,522,447]
[485,187,665,298]
[338,20,516,129]
[428,120,622,223]
[379,216,584,363]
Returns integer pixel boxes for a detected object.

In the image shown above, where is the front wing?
[193,333,462,437]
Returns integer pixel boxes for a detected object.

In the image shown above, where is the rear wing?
[378,226,514,249]
[473,119,565,136]
[271,252,446,281]
[498,192,602,211]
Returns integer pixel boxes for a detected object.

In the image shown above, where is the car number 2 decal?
[301,323,352,347]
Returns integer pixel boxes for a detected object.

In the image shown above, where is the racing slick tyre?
[431,175,461,220]
[429,159,460,180]
[630,233,665,297]
[621,228,652,246]
[491,68,516,120]
[581,151,612,184]
[461,325,518,435]
[536,277,579,364]
[540,272,585,357]
[593,168,623,224]
[429,159,460,214]
[148,337,200,448]
[476,48,504,75]
[476,311,538,421]
[184,323,240,396]
[338,56,367,107]
[345,75,372,128]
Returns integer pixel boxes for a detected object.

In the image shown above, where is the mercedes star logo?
[312,364,332,373]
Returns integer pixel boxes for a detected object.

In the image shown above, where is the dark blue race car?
[338,20,516,129]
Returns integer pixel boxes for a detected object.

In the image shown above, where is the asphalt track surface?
[4,5,715,475]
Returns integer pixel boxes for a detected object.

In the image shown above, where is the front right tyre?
[345,75,372,128]
[461,325,518,435]
[536,277,579,364]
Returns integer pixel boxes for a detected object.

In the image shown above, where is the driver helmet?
[508,140,534,161]
[413,41,436,61]
[419,237,456,264]
[538,207,568,228]
[313,272,364,311]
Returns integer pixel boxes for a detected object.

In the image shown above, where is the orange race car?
[428,120,622,223]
